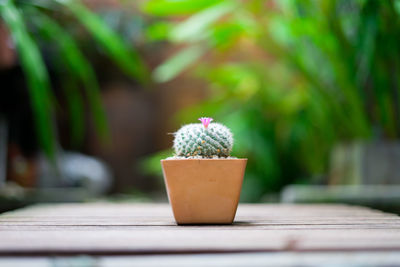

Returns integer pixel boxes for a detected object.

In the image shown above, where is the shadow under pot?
[161,158,247,225]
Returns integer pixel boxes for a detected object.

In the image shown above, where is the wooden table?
[1,203,400,266]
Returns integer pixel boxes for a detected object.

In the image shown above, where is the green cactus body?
[173,120,233,158]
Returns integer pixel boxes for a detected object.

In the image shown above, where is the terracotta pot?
[161,158,247,224]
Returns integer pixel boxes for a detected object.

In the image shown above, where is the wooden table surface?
[1,203,400,254]
[1,203,400,266]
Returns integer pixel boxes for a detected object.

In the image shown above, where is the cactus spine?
[173,117,233,158]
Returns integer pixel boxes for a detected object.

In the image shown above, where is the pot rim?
[161,158,247,162]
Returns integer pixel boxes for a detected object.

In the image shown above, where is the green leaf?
[169,1,237,42]
[29,11,109,144]
[56,0,149,84]
[0,0,56,158]
[210,21,245,49]
[138,149,173,176]
[62,79,86,146]
[153,45,206,82]
[142,0,222,16]
[145,21,172,41]
[395,0,400,16]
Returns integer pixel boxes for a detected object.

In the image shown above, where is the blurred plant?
[0,0,148,158]
[142,0,400,201]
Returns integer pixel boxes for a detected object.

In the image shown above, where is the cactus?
[173,117,234,158]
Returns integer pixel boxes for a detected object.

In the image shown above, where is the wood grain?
[0,203,399,255]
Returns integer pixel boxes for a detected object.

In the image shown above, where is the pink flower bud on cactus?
[198,117,213,129]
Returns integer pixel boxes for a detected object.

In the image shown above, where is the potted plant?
[161,117,247,224]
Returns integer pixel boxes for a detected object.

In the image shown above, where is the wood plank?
[0,203,399,255]
[3,252,400,267]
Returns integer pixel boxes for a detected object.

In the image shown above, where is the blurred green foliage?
[143,0,400,201]
[0,0,148,158]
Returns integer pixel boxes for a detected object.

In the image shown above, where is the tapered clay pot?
[161,158,247,224]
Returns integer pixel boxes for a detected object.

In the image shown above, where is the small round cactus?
[173,117,234,158]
